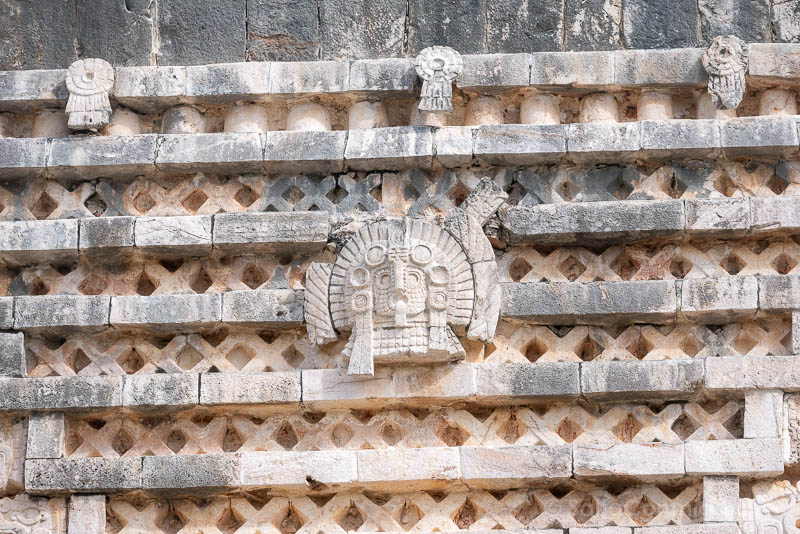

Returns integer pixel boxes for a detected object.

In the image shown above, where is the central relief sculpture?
[305,178,507,376]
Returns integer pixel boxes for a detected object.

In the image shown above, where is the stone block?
[319,0,406,59]
[684,438,783,476]
[633,526,740,534]
[14,295,110,332]
[246,0,319,61]
[530,51,615,87]
[348,58,416,92]
[301,368,395,409]
[158,0,246,65]
[486,0,562,53]
[263,130,346,175]
[26,413,65,459]
[110,293,221,330]
[68,494,105,534]
[744,391,783,439]
[502,280,677,325]
[640,119,721,160]
[357,447,459,490]
[568,122,640,163]
[685,198,750,235]
[122,373,198,410]
[622,0,698,49]
[751,197,800,234]
[680,276,758,322]
[0,137,49,178]
[703,476,739,523]
[114,66,186,111]
[0,0,77,70]
[614,48,706,86]
[720,117,800,157]
[0,332,25,378]
[135,215,213,256]
[573,529,633,534]
[749,44,800,81]
[460,445,572,488]
[270,61,349,94]
[574,443,685,481]
[0,69,65,107]
[0,219,79,265]
[794,311,800,355]
[26,457,141,494]
[79,217,135,255]
[240,450,357,488]
[393,365,477,403]
[155,133,264,175]
[474,124,567,165]
[345,126,434,171]
[698,0,769,44]
[221,290,304,328]
[457,54,531,90]
[758,275,800,312]
[142,454,239,491]
[186,62,269,99]
[564,0,621,51]
[706,356,800,392]
[0,376,121,412]
[474,363,580,402]
[407,0,487,55]
[434,127,474,168]
[581,359,703,400]
[0,299,10,330]
[74,0,152,67]
[213,212,328,254]
[500,199,685,246]
[200,372,301,405]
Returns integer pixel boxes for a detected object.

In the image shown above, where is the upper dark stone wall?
[0,0,795,70]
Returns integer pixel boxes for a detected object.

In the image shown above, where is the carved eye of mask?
[351,267,370,288]
[430,265,448,285]
[377,273,392,289]
[412,244,433,265]
[366,245,386,266]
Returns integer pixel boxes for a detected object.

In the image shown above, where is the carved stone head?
[305,177,507,376]
[702,35,749,110]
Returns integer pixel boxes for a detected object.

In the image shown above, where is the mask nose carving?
[391,259,407,326]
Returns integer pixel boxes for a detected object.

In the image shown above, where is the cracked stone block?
[221,290,305,327]
[473,124,567,165]
[345,126,434,170]
[26,457,142,494]
[158,0,246,65]
[568,122,640,163]
[200,372,301,406]
[0,376,122,411]
[684,438,783,476]
[264,130,346,175]
[751,197,800,234]
[122,373,198,410]
[460,445,572,488]
[685,198,750,235]
[574,442,685,481]
[680,276,758,322]
[434,127,473,168]
[135,215,212,256]
[155,133,264,175]
[474,363,580,401]
[246,0,320,61]
[110,294,222,330]
[26,413,65,459]
[319,0,405,59]
[241,450,357,488]
[564,0,622,51]
[0,333,24,378]
[75,0,154,67]
[185,62,270,99]
[213,212,329,254]
[114,66,186,111]
[14,295,110,332]
[581,359,704,400]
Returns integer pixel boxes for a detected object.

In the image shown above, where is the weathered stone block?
[408,0,487,55]
[564,0,621,51]
[142,454,239,491]
[122,373,198,410]
[794,311,800,355]
[457,54,531,90]
[26,413,65,459]
[67,494,105,534]
[301,368,395,409]
[155,133,264,175]
[568,122,640,163]
[49,135,158,179]
[530,51,615,87]
[502,280,677,325]
[114,66,186,111]
[349,58,415,92]
[0,332,24,378]
[221,290,304,328]
[185,62,270,99]
[474,124,567,165]
[460,445,572,488]
[0,299,11,330]
[759,275,800,312]
[706,356,800,392]
[319,0,405,59]
[0,376,121,412]
[264,130,346,175]
[703,476,739,523]
[357,447,459,489]
[749,43,800,80]
[751,197,800,234]
[393,365,477,402]
[79,217,135,255]
[135,215,212,256]
[486,0,562,53]
[474,363,580,402]
[26,457,141,493]
[0,138,49,178]
[0,219,78,265]
[434,127,474,168]
[633,526,740,534]
[270,61,348,94]
[614,48,705,86]
[0,0,77,70]
[213,212,329,254]
[14,295,110,332]
[720,117,800,157]
[246,0,319,61]
[574,443,685,481]
[345,126,434,171]
[240,450,357,488]
[581,359,703,400]
[74,0,153,67]
[0,69,66,107]
[680,276,758,322]
[157,0,246,65]
[744,391,782,439]
[685,198,750,235]
[622,0,698,49]
[200,372,301,405]
[684,438,783,476]
[110,293,221,330]
[698,0,769,44]
[640,119,720,159]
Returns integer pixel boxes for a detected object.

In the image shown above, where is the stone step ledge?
[706,354,800,392]
[24,436,781,495]
[1,44,798,111]
[2,117,799,179]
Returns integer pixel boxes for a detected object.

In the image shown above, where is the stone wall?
[0,0,798,69]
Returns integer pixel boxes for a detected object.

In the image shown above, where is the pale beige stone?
[223,103,269,133]
[697,93,737,119]
[32,109,70,138]
[580,92,618,123]
[464,96,504,126]
[638,91,674,121]
[68,495,105,534]
[348,101,389,129]
[287,101,331,131]
[702,476,738,522]
[520,93,560,125]
[744,390,782,438]
[104,108,142,136]
[759,88,798,116]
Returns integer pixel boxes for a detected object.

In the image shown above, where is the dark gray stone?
[158,0,246,65]
[772,1,800,42]
[699,0,770,44]
[247,0,319,61]
[622,0,698,49]
[486,0,562,53]
[408,0,487,55]
[0,0,77,70]
[564,0,622,51]
[320,0,406,59]
[75,0,154,67]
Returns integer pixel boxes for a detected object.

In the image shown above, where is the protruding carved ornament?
[740,480,800,534]
[702,35,749,110]
[414,46,463,113]
[305,177,507,376]
[65,58,115,130]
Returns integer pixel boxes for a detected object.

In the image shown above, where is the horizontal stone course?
[581,360,704,400]
[573,442,685,481]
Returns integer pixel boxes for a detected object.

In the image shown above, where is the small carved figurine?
[65,58,115,130]
[702,35,749,110]
[414,46,463,113]
[305,177,507,376]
